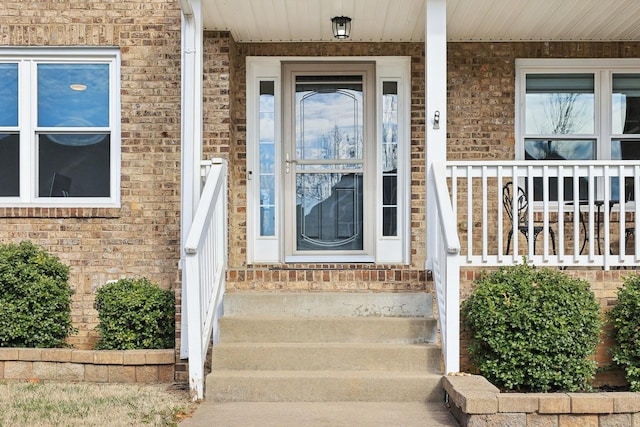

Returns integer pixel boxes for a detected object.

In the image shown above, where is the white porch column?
[425,0,447,270]
[180,0,203,359]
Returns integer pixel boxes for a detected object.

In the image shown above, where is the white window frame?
[516,58,640,163]
[246,56,411,264]
[0,47,121,208]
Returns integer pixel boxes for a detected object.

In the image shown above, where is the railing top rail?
[432,163,461,255]
[184,158,227,255]
[447,160,640,167]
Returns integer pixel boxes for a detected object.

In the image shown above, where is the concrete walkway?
[180,401,460,427]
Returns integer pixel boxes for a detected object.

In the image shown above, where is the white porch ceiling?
[202,0,640,43]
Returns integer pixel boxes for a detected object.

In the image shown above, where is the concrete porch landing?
[179,401,460,426]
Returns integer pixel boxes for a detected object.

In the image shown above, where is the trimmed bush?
[94,278,175,350]
[0,240,76,348]
[461,263,602,392]
[607,274,640,391]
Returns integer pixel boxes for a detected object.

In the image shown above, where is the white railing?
[429,163,461,375]
[446,160,640,270]
[184,158,228,400]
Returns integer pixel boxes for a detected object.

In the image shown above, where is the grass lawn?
[0,381,197,426]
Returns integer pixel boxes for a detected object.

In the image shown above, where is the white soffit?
[202,0,640,43]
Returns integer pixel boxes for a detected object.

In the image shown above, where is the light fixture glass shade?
[331,16,351,39]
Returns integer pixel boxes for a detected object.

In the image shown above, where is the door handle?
[285,153,297,174]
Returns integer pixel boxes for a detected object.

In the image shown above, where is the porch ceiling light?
[331,16,352,39]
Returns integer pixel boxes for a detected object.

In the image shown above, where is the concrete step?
[180,402,460,427]
[207,292,442,403]
[223,292,433,318]
[206,370,444,403]
[212,342,442,372]
[218,316,437,344]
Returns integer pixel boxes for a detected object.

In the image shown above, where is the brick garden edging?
[0,348,174,384]
[443,374,640,426]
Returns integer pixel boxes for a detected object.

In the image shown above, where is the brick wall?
[447,41,640,163]
[0,0,183,359]
[210,40,430,292]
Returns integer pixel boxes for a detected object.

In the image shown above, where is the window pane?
[0,64,18,127]
[612,74,640,134]
[259,81,275,236]
[525,74,595,135]
[612,139,640,201]
[382,207,397,237]
[0,134,19,196]
[296,172,363,251]
[38,134,110,197]
[260,174,275,236]
[382,82,398,236]
[524,139,594,161]
[38,64,109,127]
[525,139,593,201]
[296,77,363,161]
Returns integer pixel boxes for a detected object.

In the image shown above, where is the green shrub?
[94,278,175,350]
[0,240,76,348]
[461,263,602,392]
[607,274,640,391]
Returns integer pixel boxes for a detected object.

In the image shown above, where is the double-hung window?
[0,48,120,207]
[517,59,640,201]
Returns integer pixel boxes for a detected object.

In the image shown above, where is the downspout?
[425,0,447,270]
[179,0,203,359]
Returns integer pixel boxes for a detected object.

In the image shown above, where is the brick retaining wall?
[0,348,174,384]
[443,375,640,426]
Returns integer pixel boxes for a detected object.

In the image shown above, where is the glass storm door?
[284,64,374,258]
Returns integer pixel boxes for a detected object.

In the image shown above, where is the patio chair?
[48,172,71,197]
[503,181,557,255]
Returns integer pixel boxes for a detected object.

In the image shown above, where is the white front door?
[246,57,410,265]
[283,63,375,261]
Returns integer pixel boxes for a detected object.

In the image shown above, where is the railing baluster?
[526,165,535,257]
[618,165,626,259]
[542,165,550,261]
[185,159,228,400]
[511,165,519,263]
[557,165,565,263]
[482,167,488,262]
[587,167,596,262]
[466,165,473,264]
[443,160,637,269]
[497,166,504,263]
[571,166,581,262]
[603,165,611,269]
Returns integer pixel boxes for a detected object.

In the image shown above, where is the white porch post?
[180,0,203,359]
[425,0,447,270]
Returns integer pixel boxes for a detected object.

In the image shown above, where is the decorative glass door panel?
[285,66,372,256]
